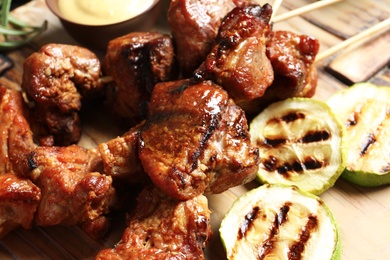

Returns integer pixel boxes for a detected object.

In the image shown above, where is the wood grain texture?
[1,0,390,259]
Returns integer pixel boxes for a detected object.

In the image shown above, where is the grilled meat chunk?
[98,122,148,184]
[22,44,103,146]
[103,32,178,127]
[21,145,115,239]
[194,4,274,103]
[239,30,320,115]
[0,87,40,238]
[168,0,252,77]
[0,86,35,174]
[96,185,212,260]
[139,79,259,200]
[0,174,41,238]
[266,30,319,98]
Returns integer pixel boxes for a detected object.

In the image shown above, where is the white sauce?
[58,0,155,25]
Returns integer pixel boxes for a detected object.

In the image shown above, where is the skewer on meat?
[102,32,178,127]
[0,86,41,238]
[95,185,212,260]
[22,44,104,146]
[168,0,255,77]
[139,79,259,201]
[194,4,274,103]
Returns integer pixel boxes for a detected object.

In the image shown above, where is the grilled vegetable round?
[249,98,346,195]
[327,83,390,187]
[220,184,341,260]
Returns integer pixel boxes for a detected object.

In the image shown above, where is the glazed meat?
[98,122,148,185]
[239,30,320,114]
[194,4,274,102]
[103,32,178,127]
[96,185,212,260]
[266,30,319,97]
[22,43,103,146]
[0,86,35,174]
[20,145,115,239]
[168,0,253,77]
[0,174,41,238]
[0,86,41,238]
[139,79,259,200]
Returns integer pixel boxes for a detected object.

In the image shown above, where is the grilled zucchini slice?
[220,184,341,260]
[249,98,346,195]
[327,83,390,187]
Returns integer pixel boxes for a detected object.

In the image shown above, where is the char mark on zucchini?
[238,206,261,240]
[360,132,376,156]
[258,203,291,259]
[288,214,319,260]
[262,156,325,176]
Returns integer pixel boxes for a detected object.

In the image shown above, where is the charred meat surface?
[0,174,41,238]
[139,79,259,200]
[22,43,103,146]
[168,0,252,77]
[96,185,212,260]
[21,145,115,239]
[194,4,274,102]
[239,30,320,115]
[103,32,178,127]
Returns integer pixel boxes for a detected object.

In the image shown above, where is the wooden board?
[1,0,390,259]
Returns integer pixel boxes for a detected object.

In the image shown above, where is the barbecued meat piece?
[0,86,35,175]
[95,185,212,260]
[168,0,253,77]
[238,30,320,115]
[266,30,319,96]
[103,32,178,127]
[194,4,273,103]
[139,79,259,200]
[98,121,148,185]
[21,145,115,239]
[22,44,103,146]
[0,174,41,238]
[205,103,259,194]
[0,87,41,238]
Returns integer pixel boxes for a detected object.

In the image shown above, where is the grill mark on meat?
[262,156,324,176]
[288,214,319,260]
[191,115,220,171]
[238,206,261,240]
[299,130,330,143]
[258,203,291,259]
[360,133,376,156]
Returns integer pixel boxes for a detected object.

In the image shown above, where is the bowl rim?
[45,0,161,27]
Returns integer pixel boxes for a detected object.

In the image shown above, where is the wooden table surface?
[1,0,390,259]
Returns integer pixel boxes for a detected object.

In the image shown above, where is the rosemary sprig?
[0,0,47,51]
